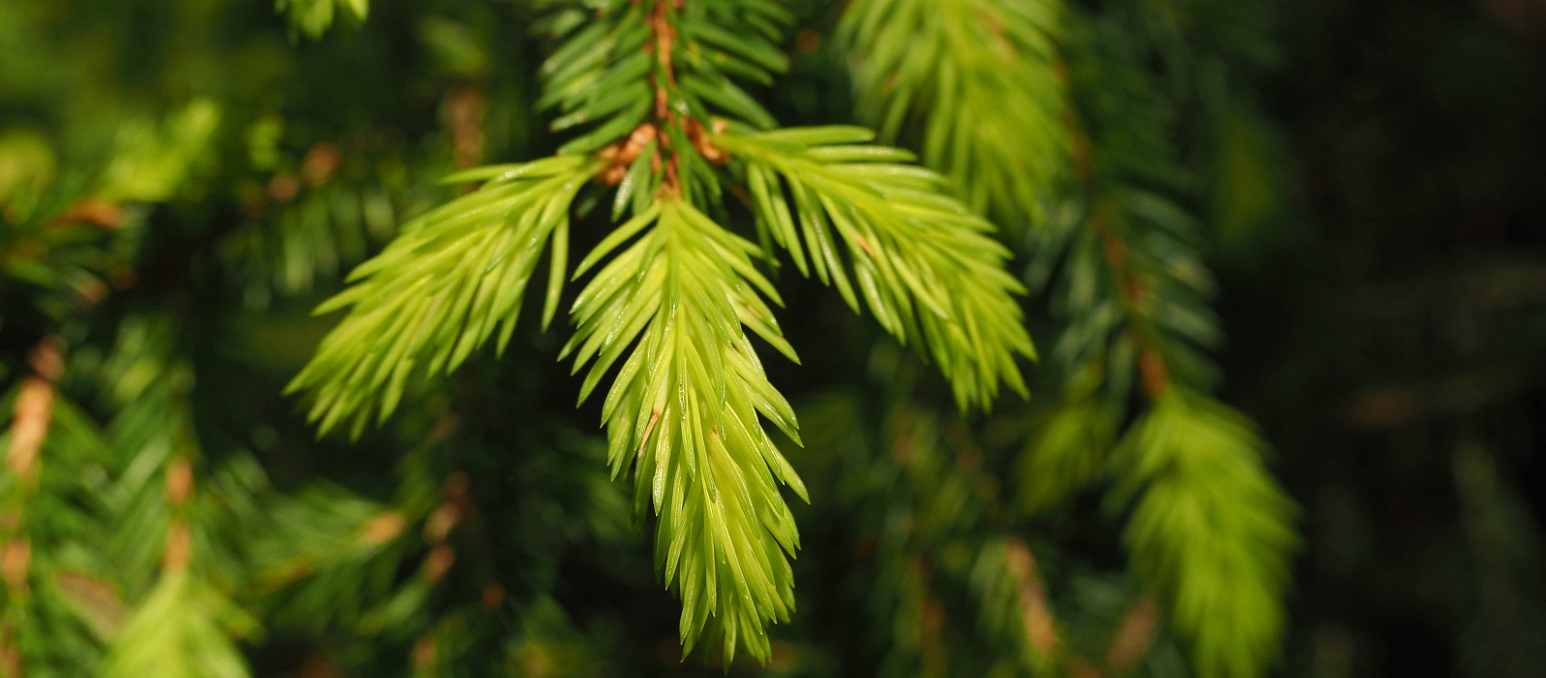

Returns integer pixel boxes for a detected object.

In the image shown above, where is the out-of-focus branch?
[162,457,194,573]
[1105,597,1160,674]
[2,337,65,599]
[5,338,63,487]
[1003,538,1060,658]
[446,87,486,170]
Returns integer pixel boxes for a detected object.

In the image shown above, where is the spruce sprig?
[286,156,602,438]
[1115,393,1296,678]
[290,0,1035,661]
[568,199,805,662]
[719,127,1036,409]
[840,0,1068,228]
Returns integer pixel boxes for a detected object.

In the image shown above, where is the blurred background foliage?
[1,0,1544,676]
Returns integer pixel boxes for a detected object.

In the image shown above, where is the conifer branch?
[101,569,256,678]
[1114,394,1295,678]
[284,0,1039,664]
[718,127,1035,409]
[93,320,257,678]
[1069,121,1294,678]
[286,156,604,437]
[840,0,1069,227]
[567,199,804,663]
[1008,13,1299,676]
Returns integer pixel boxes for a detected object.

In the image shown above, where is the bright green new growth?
[286,156,601,438]
[1116,393,1296,678]
[568,200,805,662]
[840,0,1068,227]
[101,571,256,678]
[289,0,1034,662]
[720,127,1036,410]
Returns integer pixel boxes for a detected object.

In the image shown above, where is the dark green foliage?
[7,0,1543,675]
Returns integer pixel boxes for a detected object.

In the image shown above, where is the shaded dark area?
[1219,0,1546,674]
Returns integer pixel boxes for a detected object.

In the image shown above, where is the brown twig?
[1105,597,1160,674]
[643,0,682,197]
[6,338,62,485]
[445,87,486,171]
[1003,538,1061,658]
[1089,200,1170,398]
[1,338,65,602]
[163,457,195,573]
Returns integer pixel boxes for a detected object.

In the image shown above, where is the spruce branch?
[103,455,255,678]
[718,127,1036,410]
[1057,170,1294,678]
[89,318,257,678]
[286,0,1038,664]
[538,0,790,192]
[286,156,603,438]
[566,199,805,663]
[5,338,62,498]
[804,384,1076,676]
[839,0,1069,227]
[100,570,256,678]
[1114,393,1295,678]
[1007,12,1299,676]
[1071,69,1295,676]
[252,487,410,629]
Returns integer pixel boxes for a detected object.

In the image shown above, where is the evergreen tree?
[4,0,1545,676]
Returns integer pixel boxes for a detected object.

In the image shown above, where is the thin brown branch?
[300,143,342,186]
[358,511,407,546]
[0,621,20,678]
[644,0,683,197]
[1089,201,1171,398]
[1105,597,1160,674]
[1,338,64,604]
[412,634,438,672]
[1003,538,1061,658]
[1341,361,1545,429]
[907,556,949,677]
[162,522,192,573]
[423,544,456,584]
[163,457,195,572]
[6,338,64,484]
[0,541,30,599]
[1068,101,1175,400]
[51,199,125,229]
[445,87,486,172]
